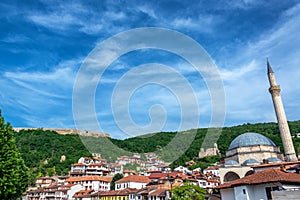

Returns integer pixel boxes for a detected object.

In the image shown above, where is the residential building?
[218,168,300,200]
[65,176,112,191]
[115,175,151,190]
[35,176,56,188]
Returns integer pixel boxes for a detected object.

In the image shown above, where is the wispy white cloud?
[136,5,157,19]
[171,14,221,33]
[219,2,300,124]
[220,60,258,81]
[1,34,30,43]
[0,58,82,128]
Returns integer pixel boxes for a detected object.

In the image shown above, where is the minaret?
[267,60,297,162]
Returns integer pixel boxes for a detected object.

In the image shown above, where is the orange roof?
[149,189,168,196]
[116,175,151,183]
[207,179,219,183]
[149,173,167,179]
[205,166,220,170]
[92,188,139,197]
[218,168,300,189]
[172,181,183,187]
[88,163,103,167]
[71,163,87,167]
[66,176,112,182]
[73,189,94,198]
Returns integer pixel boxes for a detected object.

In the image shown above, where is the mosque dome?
[267,157,282,163]
[242,159,260,166]
[228,132,276,150]
[224,160,239,166]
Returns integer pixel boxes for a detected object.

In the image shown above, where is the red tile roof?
[71,163,87,167]
[116,175,151,183]
[88,163,103,167]
[73,189,94,198]
[149,173,167,179]
[217,168,300,189]
[149,189,168,197]
[66,176,112,182]
[93,188,139,197]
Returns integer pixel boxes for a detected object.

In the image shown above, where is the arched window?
[245,170,254,177]
[224,171,240,182]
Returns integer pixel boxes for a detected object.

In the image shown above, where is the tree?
[0,111,29,199]
[171,182,207,200]
[110,173,124,190]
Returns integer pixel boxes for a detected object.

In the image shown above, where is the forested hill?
[110,120,300,166]
[15,121,300,184]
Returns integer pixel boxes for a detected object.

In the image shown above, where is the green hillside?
[15,129,92,185]
[111,121,300,166]
[14,121,300,185]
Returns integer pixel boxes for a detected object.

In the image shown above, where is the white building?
[203,166,220,177]
[85,163,110,176]
[218,168,300,200]
[115,175,151,190]
[65,176,112,191]
[174,166,191,174]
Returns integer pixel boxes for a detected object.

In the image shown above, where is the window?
[243,189,246,194]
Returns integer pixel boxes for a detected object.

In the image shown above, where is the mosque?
[219,61,298,183]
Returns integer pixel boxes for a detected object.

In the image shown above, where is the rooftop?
[217,168,300,189]
[116,175,151,183]
[66,176,112,182]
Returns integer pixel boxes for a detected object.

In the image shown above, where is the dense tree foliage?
[111,121,300,168]
[110,173,124,190]
[171,181,207,200]
[15,129,92,185]
[0,111,29,200]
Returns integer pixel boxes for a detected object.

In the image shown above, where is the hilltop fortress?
[13,127,110,138]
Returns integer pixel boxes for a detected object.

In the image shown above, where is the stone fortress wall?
[13,127,110,138]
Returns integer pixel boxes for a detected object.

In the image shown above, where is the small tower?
[267,60,297,162]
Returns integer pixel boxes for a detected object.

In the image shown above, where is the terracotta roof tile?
[149,189,168,197]
[116,175,151,183]
[73,189,94,198]
[66,176,112,182]
[71,163,87,167]
[217,168,300,189]
[94,188,139,197]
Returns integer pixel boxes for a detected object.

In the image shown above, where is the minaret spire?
[267,60,297,162]
[267,58,274,74]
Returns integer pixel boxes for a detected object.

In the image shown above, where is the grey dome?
[242,159,260,166]
[224,160,239,166]
[267,157,282,163]
[228,132,276,150]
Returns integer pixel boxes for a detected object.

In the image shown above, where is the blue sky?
[1,0,300,139]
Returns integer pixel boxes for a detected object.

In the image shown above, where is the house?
[65,176,112,191]
[115,175,151,190]
[35,176,56,188]
[217,168,300,200]
[73,189,95,200]
[70,163,87,177]
[85,163,110,176]
[147,188,171,200]
[107,163,123,175]
[174,166,191,174]
[24,183,84,200]
[92,188,139,200]
[204,166,220,177]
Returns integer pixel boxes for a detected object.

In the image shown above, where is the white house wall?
[220,188,235,200]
